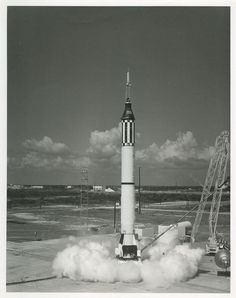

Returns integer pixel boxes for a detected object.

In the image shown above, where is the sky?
[7,6,230,186]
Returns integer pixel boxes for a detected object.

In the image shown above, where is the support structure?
[190,131,230,251]
[80,168,89,219]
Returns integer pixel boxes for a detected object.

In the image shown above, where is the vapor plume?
[52,231,203,288]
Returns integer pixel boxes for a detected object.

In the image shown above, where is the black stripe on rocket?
[122,120,135,146]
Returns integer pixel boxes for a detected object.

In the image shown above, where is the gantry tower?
[191,131,230,248]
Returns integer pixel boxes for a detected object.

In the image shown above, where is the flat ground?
[6,199,230,292]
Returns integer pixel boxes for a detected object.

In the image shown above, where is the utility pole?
[114,199,117,232]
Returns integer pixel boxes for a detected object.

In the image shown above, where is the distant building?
[93,185,103,192]
[30,185,44,189]
[8,184,23,190]
[105,187,115,193]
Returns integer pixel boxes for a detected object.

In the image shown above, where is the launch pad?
[115,233,141,261]
[6,193,230,293]
[7,233,230,293]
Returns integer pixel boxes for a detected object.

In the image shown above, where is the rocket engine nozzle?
[115,234,141,261]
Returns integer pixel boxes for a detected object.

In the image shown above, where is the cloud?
[136,131,214,169]
[7,156,22,169]
[86,125,142,167]
[21,152,52,168]
[23,136,69,154]
[8,131,214,172]
[63,156,91,169]
[86,126,121,165]
[20,151,91,170]
[10,136,90,170]
[84,128,214,170]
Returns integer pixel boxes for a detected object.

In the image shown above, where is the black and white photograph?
[1,2,232,294]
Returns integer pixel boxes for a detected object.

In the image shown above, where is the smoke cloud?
[52,232,203,289]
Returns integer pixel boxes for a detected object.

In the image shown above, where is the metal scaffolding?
[80,168,89,219]
[191,131,230,244]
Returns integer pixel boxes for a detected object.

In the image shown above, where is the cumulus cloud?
[9,136,90,170]
[85,128,213,169]
[23,136,69,154]
[8,130,214,172]
[86,125,121,165]
[21,152,51,168]
[7,156,22,169]
[20,151,91,170]
[86,125,142,166]
[136,131,214,169]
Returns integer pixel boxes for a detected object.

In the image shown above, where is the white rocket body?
[115,71,140,261]
[121,146,135,236]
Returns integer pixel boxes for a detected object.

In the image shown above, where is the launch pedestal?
[115,234,141,261]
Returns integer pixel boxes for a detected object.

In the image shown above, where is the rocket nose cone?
[121,101,135,121]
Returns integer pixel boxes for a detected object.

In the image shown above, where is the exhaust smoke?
[52,232,203,288]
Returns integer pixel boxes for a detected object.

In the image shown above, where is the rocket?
[115,71,141,261]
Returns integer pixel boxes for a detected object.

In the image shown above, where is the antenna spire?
[126,69,131,102]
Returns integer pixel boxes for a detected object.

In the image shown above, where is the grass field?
[7,187,230,243]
